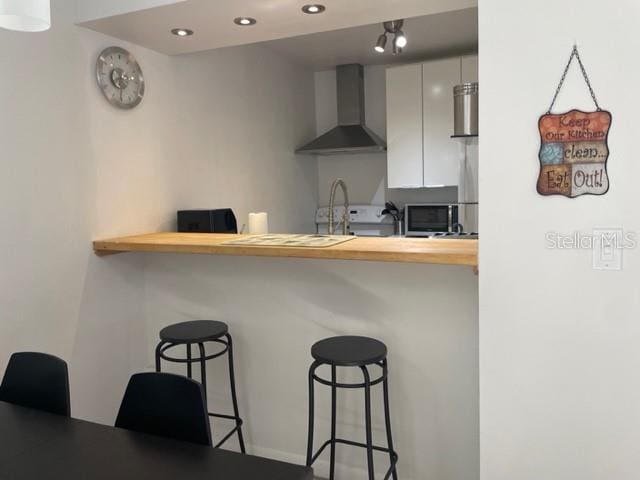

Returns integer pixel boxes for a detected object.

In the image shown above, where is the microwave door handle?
[405,211,409,236]
[448,205,453,232]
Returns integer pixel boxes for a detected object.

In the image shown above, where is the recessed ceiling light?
[234,17,257,26]
[302,4,326,14]
[171,28,194,37]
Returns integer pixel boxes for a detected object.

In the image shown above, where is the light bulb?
[234,17,257,26]
[302,4,326,14]
[374,34,387,53]
[171,28,194,37]
[394,31,407,48]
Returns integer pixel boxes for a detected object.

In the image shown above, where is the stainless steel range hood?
[296,64,386,156]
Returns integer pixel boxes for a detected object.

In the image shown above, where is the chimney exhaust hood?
[296,64,386,156]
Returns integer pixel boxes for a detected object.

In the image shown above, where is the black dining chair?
[115,372,212,446]
[0,352,71,417]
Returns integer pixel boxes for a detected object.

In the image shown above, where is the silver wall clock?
[96,47,145,109]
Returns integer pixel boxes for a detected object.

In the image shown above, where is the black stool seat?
[160,320,228,344]
[311,336,387,367]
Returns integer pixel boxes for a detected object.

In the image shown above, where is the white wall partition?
[479,1,640,479]
[144,256,479,480]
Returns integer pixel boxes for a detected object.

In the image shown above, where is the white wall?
[169,46,318,234]
[0,0,171,423]
[0,0,316,423]
[480,1,640,479]
[144,255,479,480]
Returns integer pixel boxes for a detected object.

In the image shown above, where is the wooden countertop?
[93,232,478,266]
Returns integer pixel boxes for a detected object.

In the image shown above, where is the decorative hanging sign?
[537,45,611,198]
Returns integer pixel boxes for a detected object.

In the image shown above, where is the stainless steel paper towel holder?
[452,82,478,138]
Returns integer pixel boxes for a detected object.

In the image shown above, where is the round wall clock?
[96,47,145,109]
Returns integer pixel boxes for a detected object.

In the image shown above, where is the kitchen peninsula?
[93,233,478,267]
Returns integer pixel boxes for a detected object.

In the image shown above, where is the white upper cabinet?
[422,58,461,188]
[461,55,479,83]
[386,64,424,189]
[387,55,474,189]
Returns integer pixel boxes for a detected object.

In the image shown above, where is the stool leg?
[382,360,398,480]
[186,344,193,379]
[225,334,246,454]
[306,361,319,467]
[360,366,375,480]
[155,341,164,372]
[329,365,337,480]
[198,343,207,405]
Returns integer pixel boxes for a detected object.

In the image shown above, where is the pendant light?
[0,0,50,32]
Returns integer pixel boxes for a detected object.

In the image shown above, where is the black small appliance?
[404,203,460,237]
[177,209,238,234]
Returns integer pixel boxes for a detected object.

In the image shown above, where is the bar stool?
[155,320,245,452]
[306,336,398,480]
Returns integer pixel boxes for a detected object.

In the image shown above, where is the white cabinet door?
[386,64,424,189]
[461,55,478,83]
[422,58,461,187]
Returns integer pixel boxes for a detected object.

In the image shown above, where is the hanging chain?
[547,45,601,113]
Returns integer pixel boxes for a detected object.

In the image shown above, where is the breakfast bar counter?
[93,232,478,267]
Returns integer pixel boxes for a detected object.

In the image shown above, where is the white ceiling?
[78,0,477,56]
[262,8,478,71]
[75,0,187,24]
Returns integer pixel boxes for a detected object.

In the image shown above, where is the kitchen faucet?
[328,179,350,235]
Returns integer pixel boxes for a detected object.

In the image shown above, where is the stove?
[315,205,395,237]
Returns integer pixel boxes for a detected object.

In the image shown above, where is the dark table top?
[0,401,312,480]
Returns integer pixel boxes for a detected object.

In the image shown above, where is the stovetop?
[429,232,478,239]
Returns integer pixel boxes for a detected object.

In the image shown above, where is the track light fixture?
[373,19,407,54]
[374,34,387,53]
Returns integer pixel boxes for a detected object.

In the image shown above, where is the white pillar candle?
[248,212,269,235]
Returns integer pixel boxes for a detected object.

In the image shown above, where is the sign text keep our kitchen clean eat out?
[537,110,611,197]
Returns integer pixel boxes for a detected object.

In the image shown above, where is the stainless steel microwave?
[405,204,459,237]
